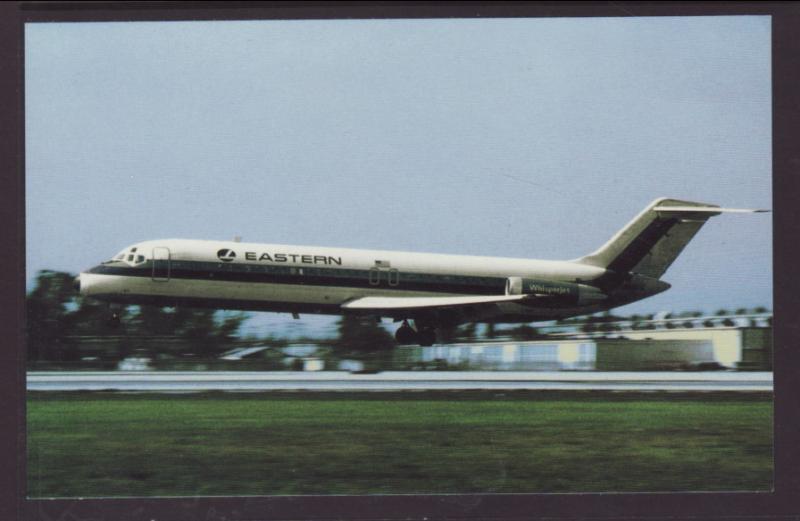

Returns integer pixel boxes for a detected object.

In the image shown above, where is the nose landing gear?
[107,305,122,328]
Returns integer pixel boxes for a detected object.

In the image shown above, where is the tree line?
[26,270,423,365]
[26,270,250,363]
[26,269,771,365]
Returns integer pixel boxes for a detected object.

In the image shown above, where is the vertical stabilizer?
[576,198,721,279]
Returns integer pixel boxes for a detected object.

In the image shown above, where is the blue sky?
[25,16,772,337]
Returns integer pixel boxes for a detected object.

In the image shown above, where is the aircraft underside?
[81,273,608,346]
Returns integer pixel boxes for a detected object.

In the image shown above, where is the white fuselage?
[78,238,661,323]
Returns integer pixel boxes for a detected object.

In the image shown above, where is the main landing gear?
[394,320,437,347]
[395,321,417,344]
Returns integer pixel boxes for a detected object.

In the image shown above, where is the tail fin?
[576,198,767,279]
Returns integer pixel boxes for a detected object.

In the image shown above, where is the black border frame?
[5,2,799,520]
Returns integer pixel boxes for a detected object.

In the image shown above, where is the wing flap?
[341,294,527,311]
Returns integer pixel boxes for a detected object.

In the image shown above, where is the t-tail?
[575,197,768,281]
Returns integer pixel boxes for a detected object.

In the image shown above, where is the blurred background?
[25,268,772,372]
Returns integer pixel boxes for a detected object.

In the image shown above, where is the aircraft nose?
[73,275,81,293]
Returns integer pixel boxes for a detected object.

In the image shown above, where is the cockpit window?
[106,246,144,265]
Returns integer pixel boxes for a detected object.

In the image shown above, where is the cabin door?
[152,247,171,282]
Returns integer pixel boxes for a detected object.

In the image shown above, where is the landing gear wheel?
[395,322,417,345]
[417,328,436,347]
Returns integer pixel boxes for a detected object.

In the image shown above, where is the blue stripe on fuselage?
[87,260,506,295]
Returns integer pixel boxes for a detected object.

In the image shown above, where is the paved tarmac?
[26,371,773,392]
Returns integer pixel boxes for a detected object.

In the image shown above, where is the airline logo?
[217,249,237,262]
[216,247,342,265]
[244,251,342,265]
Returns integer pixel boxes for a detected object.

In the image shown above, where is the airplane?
[75,198,767,346]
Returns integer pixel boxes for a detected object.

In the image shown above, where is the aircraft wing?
[341,294,528,311]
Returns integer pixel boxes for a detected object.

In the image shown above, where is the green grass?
[27,391,773,497]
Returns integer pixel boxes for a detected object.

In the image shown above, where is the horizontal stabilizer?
[654,205,769,214]
[342,294,527,311]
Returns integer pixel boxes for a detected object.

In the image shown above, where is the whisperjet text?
[243,251,342,265]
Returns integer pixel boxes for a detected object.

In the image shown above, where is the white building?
[400,326,771,371]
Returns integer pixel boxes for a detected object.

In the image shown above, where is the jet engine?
[505,277,606,306]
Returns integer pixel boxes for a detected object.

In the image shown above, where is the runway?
[26,371,773,392]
